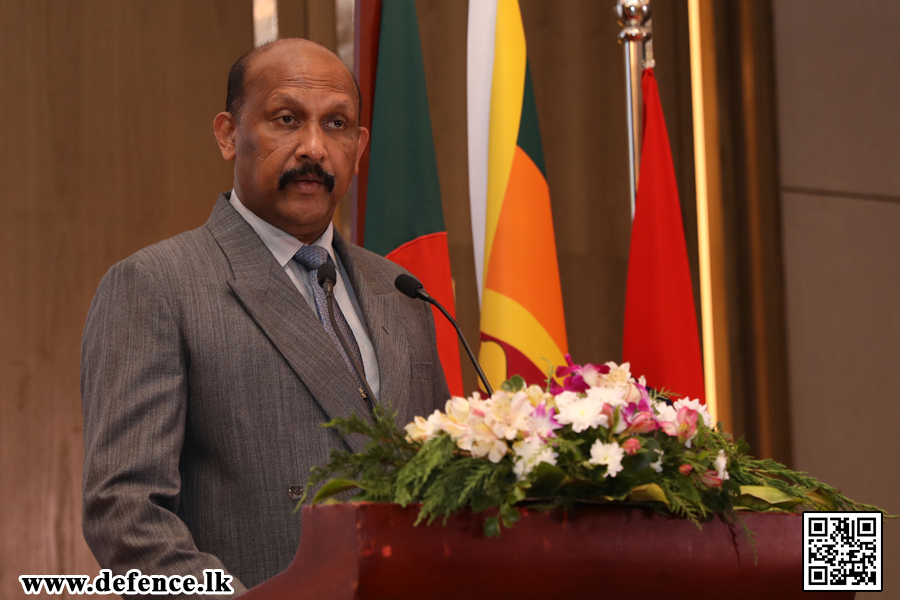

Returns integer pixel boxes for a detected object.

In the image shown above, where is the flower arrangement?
[300,356,886,538]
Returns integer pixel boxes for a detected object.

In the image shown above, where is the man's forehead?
[245,41,357,103]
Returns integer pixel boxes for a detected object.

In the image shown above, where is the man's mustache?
[277,163,336,193]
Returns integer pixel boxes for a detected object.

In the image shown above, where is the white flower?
[650,450,664,473]
[487,439,509,463]
[654,401,678,424]
[513,436,543,462]
[533,447,558,470]
[604,361,634,387]
[674,398,712,428]
[486,390,533,441]
[404,410,443,442]
[445,396,471,422]
[468,420,508,462]
[438,396,471,440]
[586,385,627,408]
[461,397,511,463]
[554,391,580,410]
[556,396,607,433]
[622,382,646,404]
[512,437,558,479]
[588,440,625,478]
[524,384,553,407]
[714,449,730,481]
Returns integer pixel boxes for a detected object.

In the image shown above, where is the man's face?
[217,41,368,242]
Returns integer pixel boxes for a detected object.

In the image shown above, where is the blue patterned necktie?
[293,245,368,400]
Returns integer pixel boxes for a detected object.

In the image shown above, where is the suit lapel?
[206,195,372,453]
[333,233,414,424]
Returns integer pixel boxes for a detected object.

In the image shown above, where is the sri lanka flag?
[362,0,464,396]
[467,0,568,389]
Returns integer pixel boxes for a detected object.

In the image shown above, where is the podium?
[241,503,854,600]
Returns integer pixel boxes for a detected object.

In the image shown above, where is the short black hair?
[225,39,362,122]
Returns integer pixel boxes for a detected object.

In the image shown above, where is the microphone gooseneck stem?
[325,292,377,404]
[424,295,494,397]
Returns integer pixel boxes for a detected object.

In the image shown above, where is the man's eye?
[279,115,294,124]
[330,119,345,129]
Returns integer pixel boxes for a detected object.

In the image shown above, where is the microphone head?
[317,263,337,288]
[394,273,424,299]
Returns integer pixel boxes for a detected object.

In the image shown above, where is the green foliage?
[393,435,456,505]
[501,375,527,393]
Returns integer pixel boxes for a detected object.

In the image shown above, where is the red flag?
[622,69,705,402]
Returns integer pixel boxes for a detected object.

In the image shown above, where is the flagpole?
[616,0,650,221]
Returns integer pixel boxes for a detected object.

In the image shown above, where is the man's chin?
[272,203,338,242]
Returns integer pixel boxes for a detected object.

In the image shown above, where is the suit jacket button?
[288,484,303,500]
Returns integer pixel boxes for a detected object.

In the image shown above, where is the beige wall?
[773,0,900,595]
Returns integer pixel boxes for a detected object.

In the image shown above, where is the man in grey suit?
[81,38,450,596]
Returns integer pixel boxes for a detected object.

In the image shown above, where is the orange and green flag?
[468,0,568,389]
[363,0,464,396]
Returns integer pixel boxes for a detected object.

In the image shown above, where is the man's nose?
[295,123,326,162]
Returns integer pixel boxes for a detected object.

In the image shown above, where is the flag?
[468,0,568,389]
[363,0,464,396]
[622,68,705,402]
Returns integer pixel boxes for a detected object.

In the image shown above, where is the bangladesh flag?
[363,0,464,396]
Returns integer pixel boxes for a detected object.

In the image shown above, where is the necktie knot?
[294,245,329,271]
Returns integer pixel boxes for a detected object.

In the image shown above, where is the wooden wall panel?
[414,0,478,391]
[0,1,252,596]
[280,0,337,48]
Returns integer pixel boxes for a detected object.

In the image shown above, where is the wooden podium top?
[242,502,854,600]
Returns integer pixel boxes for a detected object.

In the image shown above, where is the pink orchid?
[620,393,658,435]
[698,470,724,488]
[659,406,699,445]
[528,401,562,439]
[622,393,652,420]
[622,411,658,435]
[678,464,693,476]
[621,438,642,456]
[550,354,610,394]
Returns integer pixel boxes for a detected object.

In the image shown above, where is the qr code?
[804,512,882,591]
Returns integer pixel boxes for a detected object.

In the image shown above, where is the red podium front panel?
[242,503,854,600]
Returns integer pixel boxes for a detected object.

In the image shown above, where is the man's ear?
[213,112,238,161]
[353,127,370,175]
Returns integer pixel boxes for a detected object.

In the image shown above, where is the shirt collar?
[229,189,335,268]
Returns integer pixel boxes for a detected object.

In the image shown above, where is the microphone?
[317,263,377,404]
[394,274,494,396]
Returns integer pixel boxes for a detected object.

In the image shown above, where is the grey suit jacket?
[81,195,450,596]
